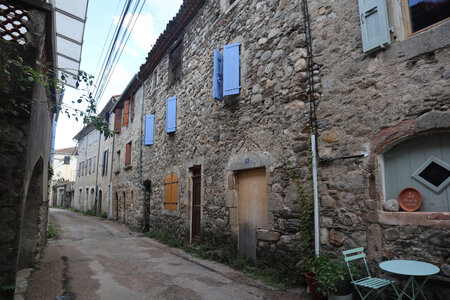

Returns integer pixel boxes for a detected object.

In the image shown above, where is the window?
[78,162,81,177]
[401,0,450,35]
[114,108,122,133]
[164,173,178,210]
[63,155,70,165]
[168,37,183,86]
[213,43,241,100]
[152,68,158,90]
[125,141,132,167]
[130,95,135,123]
[88,158,92,174]
[92,156,96,174]
[115,150,120,173]
[383,133,450,212]
[102,149,109,176]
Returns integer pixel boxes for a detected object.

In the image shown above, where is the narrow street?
[26,208,308,300]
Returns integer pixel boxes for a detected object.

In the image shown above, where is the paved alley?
[26,208,308,300]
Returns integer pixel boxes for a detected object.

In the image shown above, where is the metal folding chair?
[342,247,399,300]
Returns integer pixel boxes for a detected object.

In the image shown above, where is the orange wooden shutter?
[125,142,131,166]
[164,173,178,210]
[164,174,172,210]
[170,173,178,210]
[123,100,130,126]
[114,108,122,133]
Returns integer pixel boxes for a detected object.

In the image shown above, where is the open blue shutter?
[358,0,391,53]
[223,43,240,96]
[213,49,223,101]
[166,96,177,133]
[144,114,155,145]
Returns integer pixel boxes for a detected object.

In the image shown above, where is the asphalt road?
[26,208,308,300]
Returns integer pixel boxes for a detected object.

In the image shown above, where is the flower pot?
[328,279,353,300]
[305,272,326,300]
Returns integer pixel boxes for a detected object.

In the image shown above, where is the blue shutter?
[358,0,391,53]
[144,114,155,145]
[213,49,223,101]
[223,43,241,96]
[166,97,177,133]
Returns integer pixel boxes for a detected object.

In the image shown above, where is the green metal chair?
[343,247,399,300]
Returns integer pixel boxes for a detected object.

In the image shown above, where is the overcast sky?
[54,0,183,149]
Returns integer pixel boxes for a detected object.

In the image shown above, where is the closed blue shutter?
[358,0,391,53]
[144,114,155,145]
[223,43,241,96]
[166,96,177,133]
[213,49,223,101]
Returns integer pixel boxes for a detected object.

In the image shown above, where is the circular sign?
[398,187,422,212]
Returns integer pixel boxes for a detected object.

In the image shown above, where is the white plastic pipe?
[311,134,320,256]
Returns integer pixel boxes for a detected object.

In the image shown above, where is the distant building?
[49,147,77,207]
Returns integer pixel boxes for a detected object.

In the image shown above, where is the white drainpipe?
[311,134,320,256]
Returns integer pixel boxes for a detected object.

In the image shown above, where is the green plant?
[83,210,96,216]
[100,212,108,219]
[47,220,57,239]
[314,252,353,296]
[286,150,315,271]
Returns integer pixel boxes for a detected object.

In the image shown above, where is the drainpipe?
[94,129,101,214]
[301,0,320,255]
[109,133,115,219]
[136,76,148,231]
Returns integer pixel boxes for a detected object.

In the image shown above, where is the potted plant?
[315,252,353,300]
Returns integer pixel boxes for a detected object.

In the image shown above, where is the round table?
[379,260,440,299]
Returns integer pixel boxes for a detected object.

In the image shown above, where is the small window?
[401,0,450,35]
[92,156,96,174]
[115,150,121,173]
[102,149,109,176]
[125,141,132,166]
[78,162,81,177]
[63,156,70,165]
[88,158,92,174]
[152,69,158,90]
[168,37,183,86]
[164,173,178,210]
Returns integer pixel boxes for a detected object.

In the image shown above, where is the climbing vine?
[0,44,112,136]
[286,142,315,271]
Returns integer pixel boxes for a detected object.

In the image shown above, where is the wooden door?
[238,168,267,259]
[192,168,201,242]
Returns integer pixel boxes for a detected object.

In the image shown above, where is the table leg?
[397,276,413,300]
[413,276,430,300]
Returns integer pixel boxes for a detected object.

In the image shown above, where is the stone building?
[49,147,77,207]
[110,0,311,272]
[0,1,57,298]
[73,96,116,215]
[307,0,449,298]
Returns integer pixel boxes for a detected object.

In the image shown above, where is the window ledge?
[379,211,450,227]
[123,165,132,171]
[380,20,450,66]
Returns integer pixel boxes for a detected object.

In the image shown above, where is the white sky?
[54,0,183,149]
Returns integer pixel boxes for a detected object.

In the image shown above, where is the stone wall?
[307,0,450,298]
[0,2,54,297]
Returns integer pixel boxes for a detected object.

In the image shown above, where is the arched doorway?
[90,188,95,211]
[19,158,44,269]
[98,189,103,215]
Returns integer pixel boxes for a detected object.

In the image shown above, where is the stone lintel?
[378,211,450,227]
[228,153,272,171]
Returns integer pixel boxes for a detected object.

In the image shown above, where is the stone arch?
[90,188,95,211]
[18,157,44,269]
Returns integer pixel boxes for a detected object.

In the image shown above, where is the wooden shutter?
[114,108,122,133]
[213,49,223,101]
[123,100,130,127]
[125,142,131,166]
[164,173,178,210]
[358,0,391,53]
[223,43,241,96]
[166,96,177,133]
[144,114,154,145]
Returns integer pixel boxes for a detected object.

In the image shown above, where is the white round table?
[379,260,440,299]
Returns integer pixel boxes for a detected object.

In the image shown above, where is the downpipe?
[311,135,320,256]
[137,76,147,232]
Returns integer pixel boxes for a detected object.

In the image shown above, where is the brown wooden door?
[238,168,267,259]
[192,168,201,242]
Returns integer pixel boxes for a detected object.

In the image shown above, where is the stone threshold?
[14,268,33,300]
[378,211,450,227]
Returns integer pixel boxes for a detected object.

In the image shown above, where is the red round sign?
[398,187,422,212]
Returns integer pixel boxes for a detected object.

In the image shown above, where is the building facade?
[49,147,77,207]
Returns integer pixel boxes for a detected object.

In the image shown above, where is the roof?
[113,0,205,111]
[54,147,77,155]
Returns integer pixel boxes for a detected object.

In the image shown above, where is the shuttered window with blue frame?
[166,96,177,133]
[144,114,155,145]
[358,0,391,53]
[213,49,223,101]
[223,43,240,96]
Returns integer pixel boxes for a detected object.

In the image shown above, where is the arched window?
[383,133,450,212]
[164,173,178,210]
